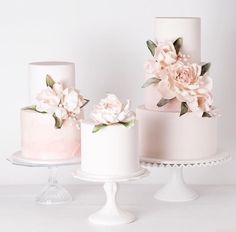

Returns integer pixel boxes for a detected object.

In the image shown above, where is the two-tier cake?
[137,18,218,161]
[21,62,89,160]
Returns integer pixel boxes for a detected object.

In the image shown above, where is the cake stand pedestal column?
[8,151,80,205]
[35,166,73,205]
[154,167,198,202]
[141,151,230,202]
[74,168,149,225]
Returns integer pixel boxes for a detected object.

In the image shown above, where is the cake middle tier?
[137,106,218,161]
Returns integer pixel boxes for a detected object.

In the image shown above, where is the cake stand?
[141,151,230,202]
[8,151,80,205]
[74,168,149,225]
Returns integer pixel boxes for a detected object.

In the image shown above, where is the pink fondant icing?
[144,85,181,112]
[21,109,83,160]
[137,105,218,160]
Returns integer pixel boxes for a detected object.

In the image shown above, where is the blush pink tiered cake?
[137,18,218,161]
[21,62,88,160]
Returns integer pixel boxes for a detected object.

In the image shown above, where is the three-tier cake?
[137,18,218,161]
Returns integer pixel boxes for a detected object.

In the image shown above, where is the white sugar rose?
[117,100,136,123]
[53,82,64,97]
[91,94,136,126]
[36,87,60,113]
[63,88,84,114]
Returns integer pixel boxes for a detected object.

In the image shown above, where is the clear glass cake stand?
[8,151,80,205]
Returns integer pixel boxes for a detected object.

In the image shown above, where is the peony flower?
[173,62,201,90]
[144,59,161,75]
[91,94,136,125]
[36,87,60,113]
[154,41,177,67]
[62,88,84,114]
[53,82,64,97]
[117,100,136,123]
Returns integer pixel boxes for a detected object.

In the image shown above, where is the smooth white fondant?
[21,109,83,160]
[154,17,201,62]
[81,121,140,176]
[137,106,218,160]
[29,61,75,103]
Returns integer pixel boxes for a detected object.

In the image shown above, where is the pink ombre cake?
[21,110,83,160]
[137,17,218,161]
[21,62,88,160]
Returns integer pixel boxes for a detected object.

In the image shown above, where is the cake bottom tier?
[136,106,218,161]
[81,121,140,176]
[21,109,83,160]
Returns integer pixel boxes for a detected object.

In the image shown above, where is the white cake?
[80,94,140,176]
[154,17,201,63]
[138,17,218,161]
[81,121,140,176]
[21,61,86,160]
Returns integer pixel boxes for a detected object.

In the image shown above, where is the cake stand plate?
[8,151,80,205]
[141,151,230,202]
[74,168,149,225]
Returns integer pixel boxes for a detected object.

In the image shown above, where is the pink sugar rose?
[173,62,201,90]
[154,42,177,67]
[144,59,161,75]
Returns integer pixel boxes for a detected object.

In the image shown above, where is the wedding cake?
[137,18,218,160]
[80,94,141,176]
[21,61,89,160]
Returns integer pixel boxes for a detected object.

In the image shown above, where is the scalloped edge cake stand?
[8,151,80,205]
[141,151,230,202]
[73,167,149,225]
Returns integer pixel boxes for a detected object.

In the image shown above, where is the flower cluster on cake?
[90,93,136,132]
[80,94,140,176]
[142,38,216,117]
[24,75,89,128]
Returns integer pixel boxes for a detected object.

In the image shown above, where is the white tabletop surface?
[0,184,235,232]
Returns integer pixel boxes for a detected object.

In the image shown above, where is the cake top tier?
[29,61,75,104]
[155,17,201,62]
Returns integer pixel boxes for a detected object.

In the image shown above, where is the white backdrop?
[0,0,235,185]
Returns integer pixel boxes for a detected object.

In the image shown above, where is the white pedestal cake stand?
[8,151,80,205]
[74,168,149,225]
[141,151,230,202]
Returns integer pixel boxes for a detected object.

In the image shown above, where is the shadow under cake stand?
[141,151,230,202]
[74,167,149,225]
[8,151,80,205]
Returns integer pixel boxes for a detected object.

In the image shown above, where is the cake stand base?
[74,168,149,225]
[154,167,198,202]
[8,151,79,205]
[141,151,230,202]
[89,182,135,225]
[36,167,72,205]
